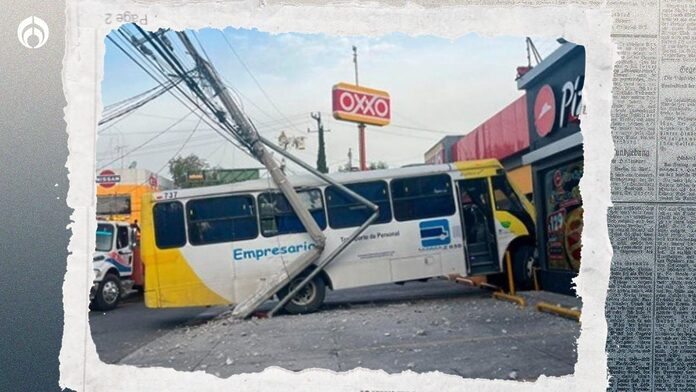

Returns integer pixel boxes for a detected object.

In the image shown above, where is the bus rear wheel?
[280,274,326,315]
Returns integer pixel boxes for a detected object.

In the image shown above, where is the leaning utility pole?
[308,112,329,173]
[172,31,379,319]
[177,32,326,317]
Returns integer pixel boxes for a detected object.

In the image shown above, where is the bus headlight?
[93,255,105,262]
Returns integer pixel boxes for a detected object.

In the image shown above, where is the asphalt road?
[89,294,228,364]
[89,281,454,364]
[116,280,581,380]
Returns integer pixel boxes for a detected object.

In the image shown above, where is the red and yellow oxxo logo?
[332,82,390,126]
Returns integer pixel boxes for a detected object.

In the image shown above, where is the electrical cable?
[219,30,304,136]
[108,28,254,161]
[98,109,196,170]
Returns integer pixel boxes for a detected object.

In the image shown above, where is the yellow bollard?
[491,251,526,307]
[536,301,581,322]
[492,291,527,307]
[505,251,516,296]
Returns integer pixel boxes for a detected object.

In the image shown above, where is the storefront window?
[543,160,583,272]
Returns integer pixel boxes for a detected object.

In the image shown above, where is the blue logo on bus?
[419,219,451,248]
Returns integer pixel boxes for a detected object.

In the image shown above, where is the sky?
[98,27,561,177]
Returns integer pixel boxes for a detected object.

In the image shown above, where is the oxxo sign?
[533,75,584,137]
[332,82,391,126]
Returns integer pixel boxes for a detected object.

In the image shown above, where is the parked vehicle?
[91,220,140,310]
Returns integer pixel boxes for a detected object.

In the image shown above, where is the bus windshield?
[96,223,114,252]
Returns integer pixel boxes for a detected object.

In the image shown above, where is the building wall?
[517,42,586,295]
[450,95,529,162]
[96,168,173,223]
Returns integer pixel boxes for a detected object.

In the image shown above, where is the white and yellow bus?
[139,159,536,314]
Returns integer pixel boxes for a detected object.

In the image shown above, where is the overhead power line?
[98,78,181,128]
[219,30,303,136]
[98,109,196,170]
[106,27,258,164]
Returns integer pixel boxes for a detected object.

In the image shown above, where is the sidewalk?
[119,281,580,380]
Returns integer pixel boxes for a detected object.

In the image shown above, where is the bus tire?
[93,273,122,311]
[511,245,536,291]
[280,274,326,315]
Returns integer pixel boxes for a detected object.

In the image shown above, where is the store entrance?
[457,178,500,275]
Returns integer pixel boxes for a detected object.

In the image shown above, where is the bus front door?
[456,178,500,275]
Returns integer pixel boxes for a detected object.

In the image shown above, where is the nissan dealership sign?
[96,169,121,188]
[332,82,391,126]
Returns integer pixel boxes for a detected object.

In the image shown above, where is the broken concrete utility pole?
[175,32,378,319]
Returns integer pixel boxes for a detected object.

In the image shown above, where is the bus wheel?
[280,274,326,315]
[93,273,121,311]
[511,245,536,291]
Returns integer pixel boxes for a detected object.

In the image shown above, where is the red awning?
[451,95,529,161]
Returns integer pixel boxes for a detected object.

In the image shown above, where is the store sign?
[332,82,390,126]
[533,76,584,138]
[534,85,556,137]
[148,174,158,189]
[96,169,121,188]
[558,75,584,129]
[544,162,583,272]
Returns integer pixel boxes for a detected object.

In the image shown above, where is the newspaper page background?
[57,0,693,391]
[606,0,696,391]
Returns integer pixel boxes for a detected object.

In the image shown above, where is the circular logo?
[148,174,158,189]
[17,16,49,49]
[534,84,556,137]
[96,169,121,188]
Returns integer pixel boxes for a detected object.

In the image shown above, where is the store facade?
[517,42,585,295]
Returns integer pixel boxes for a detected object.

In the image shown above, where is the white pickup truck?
[91,220,139,310]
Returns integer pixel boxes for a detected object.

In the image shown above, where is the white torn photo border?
[61,1,615,391]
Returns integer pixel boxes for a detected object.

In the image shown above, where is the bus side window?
[390,174,455,222]
[258,189,326,237]
[153,201,186,249]
[187,195,258,245]
[325,180,392,229]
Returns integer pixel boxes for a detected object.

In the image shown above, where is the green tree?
[316,127,328,174]
[168,154,209,188]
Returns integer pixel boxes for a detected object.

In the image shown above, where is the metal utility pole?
[307,112,329,173]
[353,46,367,171]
